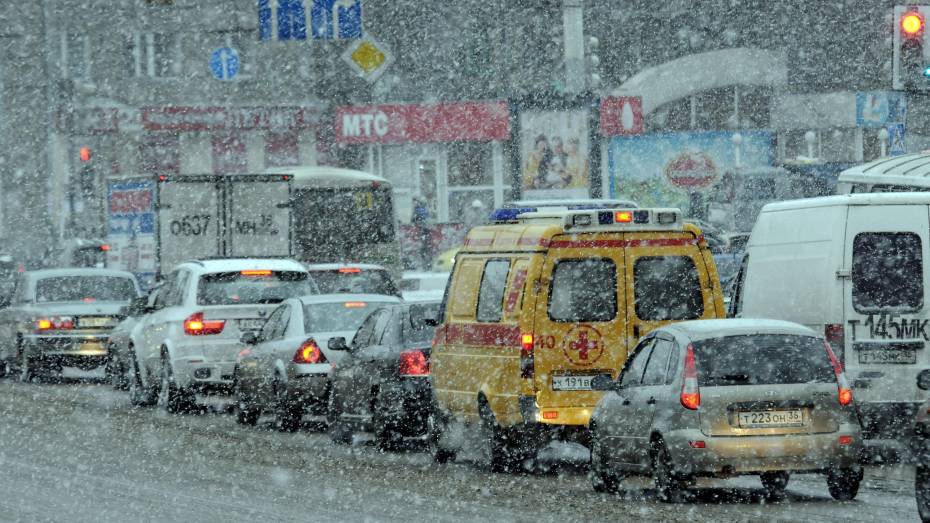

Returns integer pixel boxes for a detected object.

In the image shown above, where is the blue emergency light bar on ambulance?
[489,198,638,223]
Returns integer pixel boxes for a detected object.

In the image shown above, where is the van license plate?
[737,410,804,428]
[552,375,594,391]
[858,348,917,364]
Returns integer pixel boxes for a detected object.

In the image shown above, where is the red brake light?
[183,312,225,335]
[294,339,326,364]
[240,270,272,276]
[99,244,110,252]
[824,341,853,406]
[680,344,700,410]
[399,349,429,376]
[343,301,367,308]
[338,267,362,273]
[36,316,74,331]
[838,435,853,446]
[520,333,534,379]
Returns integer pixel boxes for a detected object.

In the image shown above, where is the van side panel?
[742,205,847,331]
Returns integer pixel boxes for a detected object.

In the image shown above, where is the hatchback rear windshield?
[692,334,835,386]
[303,301,395,332]
[197,271,314,306]
[852,232,923,313]
[311,270,399,296]
[35,276,137,303]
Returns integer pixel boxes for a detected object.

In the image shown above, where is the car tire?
[590,427,623,494]
[917,464,930,522]
[106,352,128,390]
[427,409,457,464]
[373,393,401,452]
[653,441,688,503]
[127,354,156,407]
[158,356,193,414]
[327,393,352,445]
[479,402,518,473]
[19,351,34,384]
[234,374,259,426]
[0,359,7,379]
[760,471,789,501]
[826,466,862,501]
[273,380,301,433]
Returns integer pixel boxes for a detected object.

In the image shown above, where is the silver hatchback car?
[589,319,862,502]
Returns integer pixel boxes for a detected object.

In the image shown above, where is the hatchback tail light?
[399,349,429,376]
[293,338,326,364]
[520,333,534,379]
[825,323,844,363]
[35,316,74,332]
[824,341,853,406]
[183,312,225,336]
[680,344,701,410]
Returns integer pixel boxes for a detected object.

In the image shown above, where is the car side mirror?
[240,331,258,345]
[591,374,619,392]
[328,336,349,351]
[918,370,930,391]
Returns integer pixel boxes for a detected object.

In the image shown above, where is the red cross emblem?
[562,326,604,366]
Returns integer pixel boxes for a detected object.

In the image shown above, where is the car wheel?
[917,464,930,522]
[826,466,862,501]
[760,471,789,501]
[373,393,401,452]
[273,380,301,433]
[106,352,128,390]
[427,408,457,464]
[234,374,259,426]
[590,426,623,493]
[327,392,352,445]
[653,441,687,503]
[19,351,34,383]
[157,356,193,414]
[479,402,517,473]
[127,354,156,407]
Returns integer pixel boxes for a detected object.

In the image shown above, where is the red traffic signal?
[903,12,924,38]
[79,147,91,162]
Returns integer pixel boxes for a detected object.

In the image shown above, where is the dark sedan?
[327,301,439,450]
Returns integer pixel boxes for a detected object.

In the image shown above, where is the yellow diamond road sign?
[342,35,393,82]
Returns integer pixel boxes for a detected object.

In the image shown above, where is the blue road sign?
[311,0,362,39]
[856,91,907,127]
[889,123,907,156]
[210,47,240,80]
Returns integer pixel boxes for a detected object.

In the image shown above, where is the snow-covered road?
[0,378,921,522]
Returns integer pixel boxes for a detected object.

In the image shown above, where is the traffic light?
[894,6,930,90]
[77,146,94,195]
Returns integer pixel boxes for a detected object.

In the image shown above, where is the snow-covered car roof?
[297,293,402,306]
[304,263,388,271]
[265,166,389,188]
[664,319,817,340]
[838,152,930,188]
[401,289,445,304]
[26,268,138,280]
[761,191,930,212]
[176,258,308,274]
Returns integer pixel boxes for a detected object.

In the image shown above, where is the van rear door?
[624,231,719,344]
[844,204,930,425]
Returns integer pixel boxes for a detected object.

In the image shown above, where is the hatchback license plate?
[238,319,266,331]
[78,316,114,328]
[552,375,595,391]
[858,348,917,364]
[737,409,804,428]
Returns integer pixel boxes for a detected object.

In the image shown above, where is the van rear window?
[634,256,704,320]
[692,335,835,386]
[548,258,616,322]
[852,232,923,313]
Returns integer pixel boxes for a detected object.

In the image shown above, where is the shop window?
[62,32,90,80]
[448,142,493,186]
[126,32,181,78]
[213,135,248,174]
[265,132,299,168]
[140,134,179,175]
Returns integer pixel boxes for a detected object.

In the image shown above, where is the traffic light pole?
[562,0,585,94]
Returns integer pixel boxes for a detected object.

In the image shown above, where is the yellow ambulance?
[428,207,726,470]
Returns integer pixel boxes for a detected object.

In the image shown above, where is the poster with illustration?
[520,110,590,199]
[607,130,774,212]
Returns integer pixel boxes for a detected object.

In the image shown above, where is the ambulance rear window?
[852,232,923,313]
[634,256,704,320]
[548,258,617,322]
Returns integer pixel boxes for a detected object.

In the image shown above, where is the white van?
[730,192,930,451]
[836,152,930,194]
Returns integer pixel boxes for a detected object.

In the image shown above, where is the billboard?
[520,110,590,200]
[106,179,157,288]
[607,130,774,212]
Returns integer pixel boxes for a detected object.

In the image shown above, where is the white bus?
[268,166,401,275]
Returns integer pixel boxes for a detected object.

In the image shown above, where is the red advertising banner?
[335,101,510,144]
[599,96,644,136]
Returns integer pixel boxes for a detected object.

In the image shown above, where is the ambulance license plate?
[858,348,917,364]
[737,409,804,428]
[552,375,594,391]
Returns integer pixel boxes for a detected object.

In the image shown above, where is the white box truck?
[730,192,930,457]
